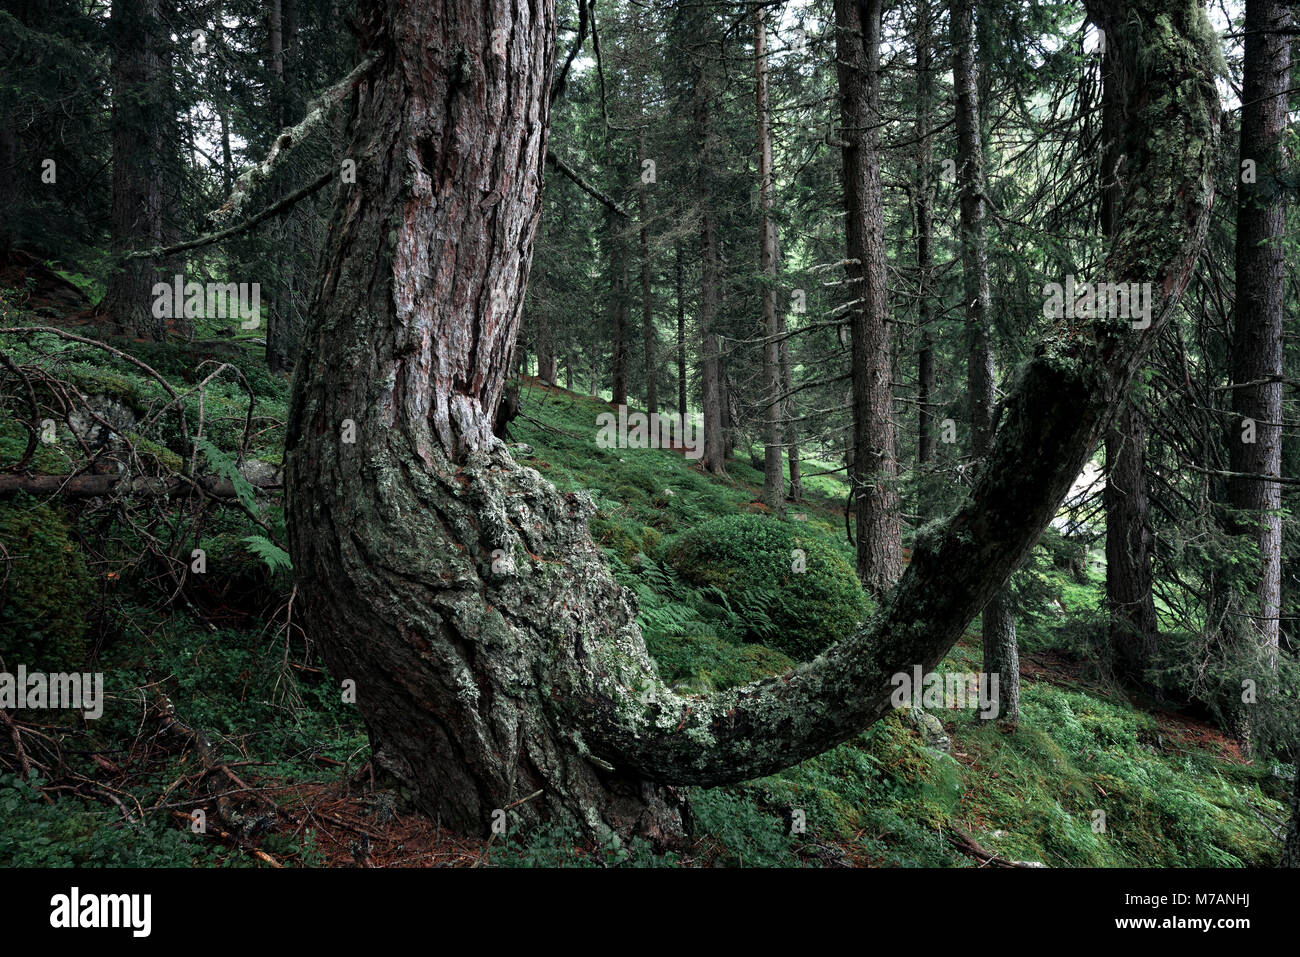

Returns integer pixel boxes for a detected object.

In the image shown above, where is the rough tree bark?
[265,0,303,374]
[1099,8,1159,688]
[637,132,657,416]
[269,0,283,102]
[694,50,726,475]
[675,243,687,417]
[608,211,630,407]
[914,0,938,468]
[835,0,902,594]
[101,0,164,340]
[952,0,1018,722]
[286,0,1219,847]
[157,0,188,339]
[286,0,687,844]
[1228,0,1289,664]
[721,364,738,461]
[756,6,783,511]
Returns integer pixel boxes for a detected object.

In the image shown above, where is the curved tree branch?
[579,0,1221,785]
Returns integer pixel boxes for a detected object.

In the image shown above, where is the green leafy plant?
[241,534,291,573]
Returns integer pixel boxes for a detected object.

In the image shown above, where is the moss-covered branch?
[580,0,1221,786]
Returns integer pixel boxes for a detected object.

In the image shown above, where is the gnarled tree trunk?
[286,0,1219,848]
[286,0,690,845]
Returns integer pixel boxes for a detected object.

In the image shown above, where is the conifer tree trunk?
[1228,0,1289,664]
[213,16,235,196]
[676,243,688,416]
[102,0,164,340]
[265,0,306,372]
[756,6,783,511]
[914,0,938,467]
[721,364,738,460]
[535,309,557,383]
[1100,13,1159,687]
[608,212,630,406]
[637,130,657,416]
[952,0,1018,723]
[781,336,803,501]
[694,53,726,474]
[834,0,902,593]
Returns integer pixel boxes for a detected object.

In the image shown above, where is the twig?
[123,171,333,262]
[546,150,631,218]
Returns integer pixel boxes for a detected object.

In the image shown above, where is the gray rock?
[903,706,951,752]
[68,393,138,450]
[238,459,282,486]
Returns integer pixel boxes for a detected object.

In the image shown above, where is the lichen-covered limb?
[578,0,1220,786]
[211,56,376,224]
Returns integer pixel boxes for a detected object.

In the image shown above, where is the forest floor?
[0,278,1293,867]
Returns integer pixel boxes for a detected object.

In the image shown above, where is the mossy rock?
[665,513,869,660]
[0,495,91,669]
[125,433,184,472]
[65,366,144,411]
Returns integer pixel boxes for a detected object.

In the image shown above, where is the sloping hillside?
[0,312,1290,867]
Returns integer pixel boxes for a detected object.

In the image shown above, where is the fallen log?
[0,470,281,499]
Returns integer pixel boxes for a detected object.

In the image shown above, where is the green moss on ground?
[0,343,1286,868]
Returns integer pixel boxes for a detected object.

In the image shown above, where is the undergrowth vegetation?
[0,321,1291,867]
